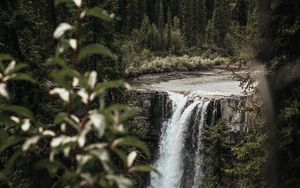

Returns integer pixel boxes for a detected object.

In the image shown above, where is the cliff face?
[130,89,249,145]
[129,89,250,187]
[180,96,250,187]
[129,89,171,159]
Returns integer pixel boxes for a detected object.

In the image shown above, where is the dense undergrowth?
[125,55,229,77]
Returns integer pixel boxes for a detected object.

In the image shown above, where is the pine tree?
[155,0,160,25]
[206,0,215,21]
[255,0,272,61]
[198,0,207,45]
[158,0,164,32]
[157,0,165,50]
[181,0,193,46]
[167,7,172,50]
[126,0,140,31]
[201,121,233,188]
[139,15,152,48]
[233,0,249,26]
[211,0,231,48]
[192,0,207,46]
[151,24,161,50]
[206,19,215,46]
[138,0,147,23]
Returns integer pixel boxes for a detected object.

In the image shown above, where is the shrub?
[0,1,155,187]
[125,55,230,77]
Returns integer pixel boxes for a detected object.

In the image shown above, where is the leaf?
[127,151,137,167]
[95,80,126,92]
[51,57,68,67]
[0,54,13,63]
[35,159,67,174]
[105,105,139,122]
[10,64,28,73]
[53,23,73,39]
[22,136,40,151]
[54,0,71,6]
[0,115,15,125]
[54,113,68,124]
[51,69,76,89]
[78,44,116,61]
[0,135,23,154]
[0,54,13,72]
[62,171,76,182]
[106,175,133,188]
[113,137,150,158]
[85,7,113,21]
[6,147,23,170]
[0,130,8,141]
[90,149,109,162]
[12,73,35,83]
[129,165,159,174]
[72,0,82,7]
[0,105,33,119]
[50,88,70,103]
[113,148,127,164]
[0,83,8,98]
[0,172,8,183]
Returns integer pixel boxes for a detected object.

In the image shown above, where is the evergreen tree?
[139,15,152,48]
[201,121,234,188]
[126,0,140,31]
[151,24,161,50]
[193,0,207,46]
[158,0,165,50]
[155,0,160,25]
[173,16,180,30]
[138,0,147,23]
[232,0,249,27]
[167,7,172,50]
[233,114,267,188]
[170,0,180,17]
[206,19,215,46]
[211,0,231,48]
[158,0,164,32]
[206,0,215,21]
[254,0,272,61]
[181,0,193,46]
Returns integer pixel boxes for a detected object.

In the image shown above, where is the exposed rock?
[129,88,250,188]
[128,89,171,160]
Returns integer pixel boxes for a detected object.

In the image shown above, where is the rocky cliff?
[129,89,250,188]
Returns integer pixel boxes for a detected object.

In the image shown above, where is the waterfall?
[192,100,210,188]
[148,91,248,188]
[150,92,210,188]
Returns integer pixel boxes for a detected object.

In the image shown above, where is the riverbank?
[125,55,235,78]
[128,69,249,97]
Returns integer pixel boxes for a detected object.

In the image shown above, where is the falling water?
[150,92,210,188]
[192,100,210,188]
[148,90,248,188]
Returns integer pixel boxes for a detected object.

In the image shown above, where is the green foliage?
[232,0,249,27]
[211,0,231,48]
[125,55,228,77]
[232,97,267,188]
[0,1,154,187]
[85,7,114,21]
[126,0,140,31]
[275,83,300,187]
[181,0,193,46]
[78,43,117,61]
[201,120,234,188]
[136,14,185,56]
[269,0,300,66]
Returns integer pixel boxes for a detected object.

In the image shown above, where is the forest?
[0,0,300,187]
